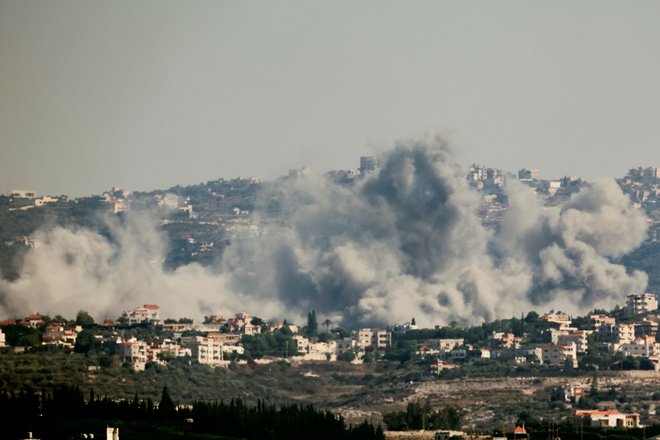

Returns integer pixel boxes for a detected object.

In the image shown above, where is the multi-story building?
[615,323,636,345]
[188,338,225,366]
[558,331,590,353]
[626,293,658,315]
[117,338,149,371]
[291,336,338,361]
[590,314,616,340]
[618,336,659,358]
[538,343,578,368]
[225,313,262,335]
[635,319,659,338]
[358,328,391,349]
[125,304,161,326]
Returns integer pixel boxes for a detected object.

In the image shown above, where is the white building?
[438,338,464,353]
[189,338,226,366]
[292,335,338,361]
[616,323,636,345]
[358,328,391,349]
[626,293,658,315]
[117,337,149,371]
[618,336,659,357]
[125,304,161,326]
[538,343,578,368]
[558,331,590,353]
[576,410,641,428]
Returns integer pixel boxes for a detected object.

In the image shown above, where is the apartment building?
[626,293,658,315]
[358,328,391,349]
[538,343,578,368]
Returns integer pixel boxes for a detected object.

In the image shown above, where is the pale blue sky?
[1,1,659,196]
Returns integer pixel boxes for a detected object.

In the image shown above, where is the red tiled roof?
[576,410,622,416]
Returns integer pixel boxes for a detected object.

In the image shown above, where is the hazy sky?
[1,1,659,197]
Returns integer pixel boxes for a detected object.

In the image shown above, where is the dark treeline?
[0,385,384,440]
[192,399,383,440]
[383,401,463,431]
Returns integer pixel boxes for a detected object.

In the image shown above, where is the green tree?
[75,310,95,327]
[158,386,176,419]
[74,329,95,353]
[337,350,356,362]
[307,310,318,335]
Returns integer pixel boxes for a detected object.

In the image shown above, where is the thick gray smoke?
[0,135,649,326]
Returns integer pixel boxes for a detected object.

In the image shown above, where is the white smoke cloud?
[0,135,649,326]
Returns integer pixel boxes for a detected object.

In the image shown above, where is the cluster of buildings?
[620,166,660,209]
[5,190,66,211]
[0,305,393,372]
[424,293,660,374]
[111,309,392,371]
[1,292,659,376]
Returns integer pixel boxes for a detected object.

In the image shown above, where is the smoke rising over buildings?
[0,136,649,327]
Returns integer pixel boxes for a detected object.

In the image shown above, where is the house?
[147,338,190,362]
[226,313,262,335]
[430,359,459,375]
[435,431,465,440]
[42,325,78,348]
[540,311,572,327]
[576,409,641,428]
[438,338,464,353]
[292,335,338,361]
[22,314,45,329]
[416,345,441,359]
[124,304,161,326]
[269,321,299,334]
[512,425,529,440]
[491,332,522,349]
[561,383,586,402]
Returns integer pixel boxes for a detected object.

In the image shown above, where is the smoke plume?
[0,135,649,326]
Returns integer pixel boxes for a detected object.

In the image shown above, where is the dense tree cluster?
[192,399,383,440]
[383,401,463,431]
[0,385,383,440]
